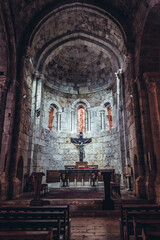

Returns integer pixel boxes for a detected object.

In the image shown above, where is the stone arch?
[71,99,91,133]
[71,99,90,109]
[100,101,113,131]
[48,101,62,131]
[139,3,160,75]
[48,100,62,112]
[28,2,128,57]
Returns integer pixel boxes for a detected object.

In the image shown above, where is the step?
[70,209,120,217]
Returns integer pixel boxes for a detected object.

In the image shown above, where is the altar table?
[59,169,100,187]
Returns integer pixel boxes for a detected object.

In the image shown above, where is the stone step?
[70,209,120,218]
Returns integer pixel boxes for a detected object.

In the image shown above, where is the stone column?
[0,79,19,200]
[35,74,44,126]
[28,71,39,174]
[133,79,147,198]
[100,110,105,131]
[137,76,155,200]
[33,74,45,172]
[0,76,9,173]
[57,112,61,131]
[115,70,121,130]
[118,71,129,174]
[71,110,75,132]
[0,76,10,201]
[144,72,160,202]
[101,170,114,210]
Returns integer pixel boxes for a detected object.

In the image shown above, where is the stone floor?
[71,217,120,240]
[0,188,138,240]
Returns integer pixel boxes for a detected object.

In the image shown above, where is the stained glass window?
[107,107,113,130]
[78,105,85,133]
[48,108,54,130]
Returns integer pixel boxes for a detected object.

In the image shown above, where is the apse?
[25,2,126,176]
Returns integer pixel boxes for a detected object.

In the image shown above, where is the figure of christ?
[71,132,92,162]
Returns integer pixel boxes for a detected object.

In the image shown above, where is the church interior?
[0,0,160,239]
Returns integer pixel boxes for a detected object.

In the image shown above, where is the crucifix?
[71,132,92,162]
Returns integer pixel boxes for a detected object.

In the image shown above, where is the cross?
[71,132,92,162]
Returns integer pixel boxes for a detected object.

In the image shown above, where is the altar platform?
[43,186,105,199]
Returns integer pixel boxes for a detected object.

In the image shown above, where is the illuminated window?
[107,107,113,130]
[48,107,54,131]
[77,105,86,133]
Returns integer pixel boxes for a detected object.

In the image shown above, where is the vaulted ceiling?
[26,2,126,93]
[3,0,159,91]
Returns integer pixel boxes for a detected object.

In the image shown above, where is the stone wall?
[32,84,122,175]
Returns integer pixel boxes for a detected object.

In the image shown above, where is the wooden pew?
[0,229,53,240]
[133,218,160,240]
[120,204,160,240]
[0,219,60,240]
[0,206,70,240]
[142,226,160,240]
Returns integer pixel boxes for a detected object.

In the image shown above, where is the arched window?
[107,106,113,130]
[48,107,54,131]
[48,103,61,131]
[77,105,86,133]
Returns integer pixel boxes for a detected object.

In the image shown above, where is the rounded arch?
[71,99,91,133]
[48,100,62,112]
[100,100,113,131]
[21,2,128,76]
[71,99,90,110]
[26,1,130,51]
[48,101,62,131]
[139,3,160,75]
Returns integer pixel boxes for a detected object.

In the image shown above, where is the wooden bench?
[0,229,53,240]
[0,206,70,240]
[133,218,160,240]
[142,226,160,240]
[0,219,60,239]
[120,204,160,240]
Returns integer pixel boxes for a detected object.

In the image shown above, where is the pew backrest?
[0,206,70,240]
[0,229,53,240]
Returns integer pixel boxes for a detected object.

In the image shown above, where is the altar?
[47,162,100,187]
[59,168,100,187]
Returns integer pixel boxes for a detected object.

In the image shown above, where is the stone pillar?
[71,110,75,132]
[57,112,61,131]
[32,71,39,119]
[33,74,44,172]
[138,76,156,200]
[144,152,156,200]
[28,71,39,174]
[133,79,147,198]
[100,110,105,131]
[101,170,114,210]
[0,80,19,200]
[0,76,9,173]
[35,74,44,126]
[115,70,121,130]
[144,72,160,202]
[118,70,129,177]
